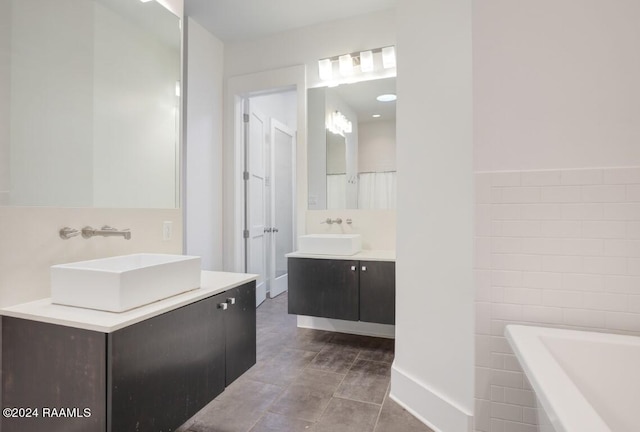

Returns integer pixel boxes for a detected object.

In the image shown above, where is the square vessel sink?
[297,234,362,256]
[51,254,201,312]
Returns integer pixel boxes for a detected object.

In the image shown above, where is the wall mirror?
[307,77,396,210]
[0,0,181,208]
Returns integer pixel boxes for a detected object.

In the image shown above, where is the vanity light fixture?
[339,54,354,76]
[372,114,381,118]
[360,50,374,72]
[382,46,396,69]
[318,58,333,81]
[327,111,352,137]
[376,94,397,102]
[317,45,396,82]
[140,0,154,2]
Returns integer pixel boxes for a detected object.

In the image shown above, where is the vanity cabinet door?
[359,261,396,325]
[1,317,106,432]
[220,281,257,386]
[108,295,225,432]
[288,258,359,321]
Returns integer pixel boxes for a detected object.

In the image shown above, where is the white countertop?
[286,250,395,262]
[0,271,257,333]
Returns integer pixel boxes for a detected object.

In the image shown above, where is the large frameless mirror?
[307,77,396,210]
[0,0,181,208]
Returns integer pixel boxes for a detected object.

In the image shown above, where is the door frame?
[224,65,307,274]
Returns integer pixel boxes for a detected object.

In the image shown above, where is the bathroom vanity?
[0,271,257,432]
[287,251,395,325]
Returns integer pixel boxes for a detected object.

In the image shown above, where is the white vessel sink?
[298,234,362,256]
[51,254,201,312]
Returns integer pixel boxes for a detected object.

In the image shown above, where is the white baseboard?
[391,363,473,432]
[296,315,395,339]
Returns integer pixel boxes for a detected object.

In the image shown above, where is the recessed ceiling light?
[372,114,381,118]
[140,0,153,3]
[376,94,397,102]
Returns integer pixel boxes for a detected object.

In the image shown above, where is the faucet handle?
[59,227,80,240]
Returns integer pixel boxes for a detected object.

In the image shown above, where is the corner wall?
[394,1,474,431]
[473,1,640,431]
[184,18,224,270]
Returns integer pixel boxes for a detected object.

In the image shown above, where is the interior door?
[269,119,296,298]
[245,101,267,307]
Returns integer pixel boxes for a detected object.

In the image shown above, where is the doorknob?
[272,227,279,233]
[264,227,272,233]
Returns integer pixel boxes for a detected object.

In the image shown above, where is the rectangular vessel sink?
[298,234,362,256]
[51,254,201,312]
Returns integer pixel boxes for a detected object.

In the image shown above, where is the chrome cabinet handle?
[218,303,228,310]
[226,297,236,305]
[361,266,367,271]
[351,266,356,271]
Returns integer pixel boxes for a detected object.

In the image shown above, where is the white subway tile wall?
[474,167,640,432]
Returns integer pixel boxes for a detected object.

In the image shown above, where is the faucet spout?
[82,225,131,240]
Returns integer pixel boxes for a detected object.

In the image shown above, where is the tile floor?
[178,293,433,432]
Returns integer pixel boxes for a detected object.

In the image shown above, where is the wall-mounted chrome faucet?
[81,225,131,240]
[321,218,353,225]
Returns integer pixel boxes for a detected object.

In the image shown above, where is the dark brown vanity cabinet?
[288,257,360,321]
[1,281,256,432]
[288,258,395,325]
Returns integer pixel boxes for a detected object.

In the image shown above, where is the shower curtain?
[358,171,396,209]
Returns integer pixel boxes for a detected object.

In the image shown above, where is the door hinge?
[243,113,250,123]
[243,171,249,181]
[243,229,249,239]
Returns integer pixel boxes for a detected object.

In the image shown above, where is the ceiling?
[331,77,396,124]
[185,0,397,42]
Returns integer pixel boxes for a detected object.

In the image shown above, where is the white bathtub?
[505,325,640,432]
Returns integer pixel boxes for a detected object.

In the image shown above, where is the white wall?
[184,17,224,270]
[358,120,396,173]
[0,0,10,205]
[394,1,474,432]
[474,0,640,172]
[93,2,180,208]
[224,9,396,87]
[473,2,640,431]
[10,0,94,206]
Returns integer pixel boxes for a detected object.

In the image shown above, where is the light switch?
[163,221,173,241]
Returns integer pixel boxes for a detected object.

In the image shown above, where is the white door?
[269,120,296,298]
[245,102,267,307]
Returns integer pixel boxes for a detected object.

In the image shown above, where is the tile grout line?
[371,381,392,432]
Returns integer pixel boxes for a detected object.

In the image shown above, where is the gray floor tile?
[308,343,360,374]
[180,294,430,432]
[374,396,434,432]
[314,397,381,432]
[267,387,333,422]
[335,360,391,404]
[249,412,315,432]
[243,348,317,386]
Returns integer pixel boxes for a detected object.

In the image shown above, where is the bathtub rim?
[505,325,616,432]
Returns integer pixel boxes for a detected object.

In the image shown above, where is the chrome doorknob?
[273,227,279,233]
[264,227,272,233]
